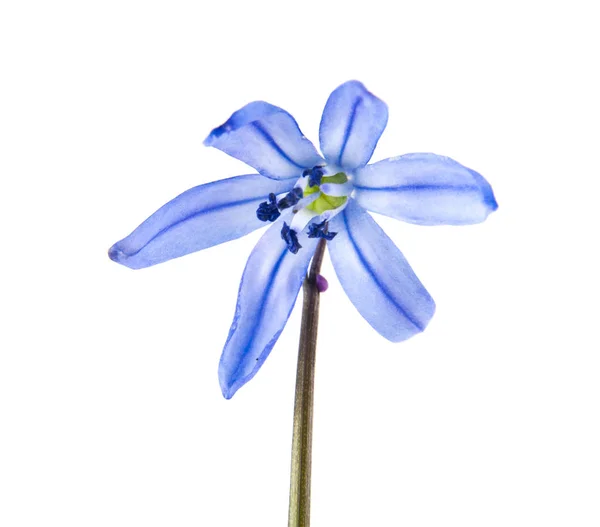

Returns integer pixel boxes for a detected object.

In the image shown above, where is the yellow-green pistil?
[304,172,348,214]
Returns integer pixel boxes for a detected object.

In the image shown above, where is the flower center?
[256,165,354,253]
[303,171,349,214]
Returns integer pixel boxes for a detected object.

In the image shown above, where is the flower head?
[109,81,497,398]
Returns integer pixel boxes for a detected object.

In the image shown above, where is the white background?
[1,1,599,526]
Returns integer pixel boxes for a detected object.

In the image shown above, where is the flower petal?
[219,220,318,399]
[319,81,388,170]
[109,175,295,269]
[204,101,323,180]
[354,153,498,225]
[328,199,435,342]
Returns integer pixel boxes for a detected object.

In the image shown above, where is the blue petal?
[204,101,323,180]
[219,219,318,399]
[354,153,498,225]
[109,175,295,269]
[328,200,435,342]
[319,81,388,170]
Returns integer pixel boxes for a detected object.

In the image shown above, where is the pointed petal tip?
[108,243,127,265]
[467,168,498,214]
[203,126,225,147]
[418,298,437,334]
[221,386,235,400]
[336,80,376,97]
[219,371,241,400]
[108,243,143,269]
[486,191,499,213]
[387,295,436,343]
[218,341,252,401]
[339,79,366,90]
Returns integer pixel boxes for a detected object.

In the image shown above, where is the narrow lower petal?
[219,219,318,399]
[109,175,295,269]
[204,101,323,180]
[328,200,435,342]
[319,80,388,170]
[354,153,498,225]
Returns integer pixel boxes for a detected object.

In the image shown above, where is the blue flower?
[109,81,498,399]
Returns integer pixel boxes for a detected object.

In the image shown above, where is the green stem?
[288,238,327,527]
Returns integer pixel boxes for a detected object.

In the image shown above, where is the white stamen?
[322,164,342,177]
[295,177,310,192]
[292,191,320,212]
[320,182,353,197]
[317,199,350,223]
[290,208,319,232]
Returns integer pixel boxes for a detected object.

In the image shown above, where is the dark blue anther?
[302,165,325,188]
[309,167,324,188]
[281,222,302,254]
[277,187,303,210]
[307,220,337,240]
[256,193,280,222]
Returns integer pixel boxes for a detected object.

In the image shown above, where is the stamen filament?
[319,182,353,197]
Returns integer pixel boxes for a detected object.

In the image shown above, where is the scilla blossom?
[109,81,497,398]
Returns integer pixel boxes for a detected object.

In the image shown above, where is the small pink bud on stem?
[316,274,328,293]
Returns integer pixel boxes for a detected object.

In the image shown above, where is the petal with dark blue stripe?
[319,81,388,170]
[219,219,318,399]
[108,175,295,269]
[354,153,498,225]
[204,101,323,180]
[328,200,435,342]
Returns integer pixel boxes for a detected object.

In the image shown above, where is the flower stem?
[288,238,327,527]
